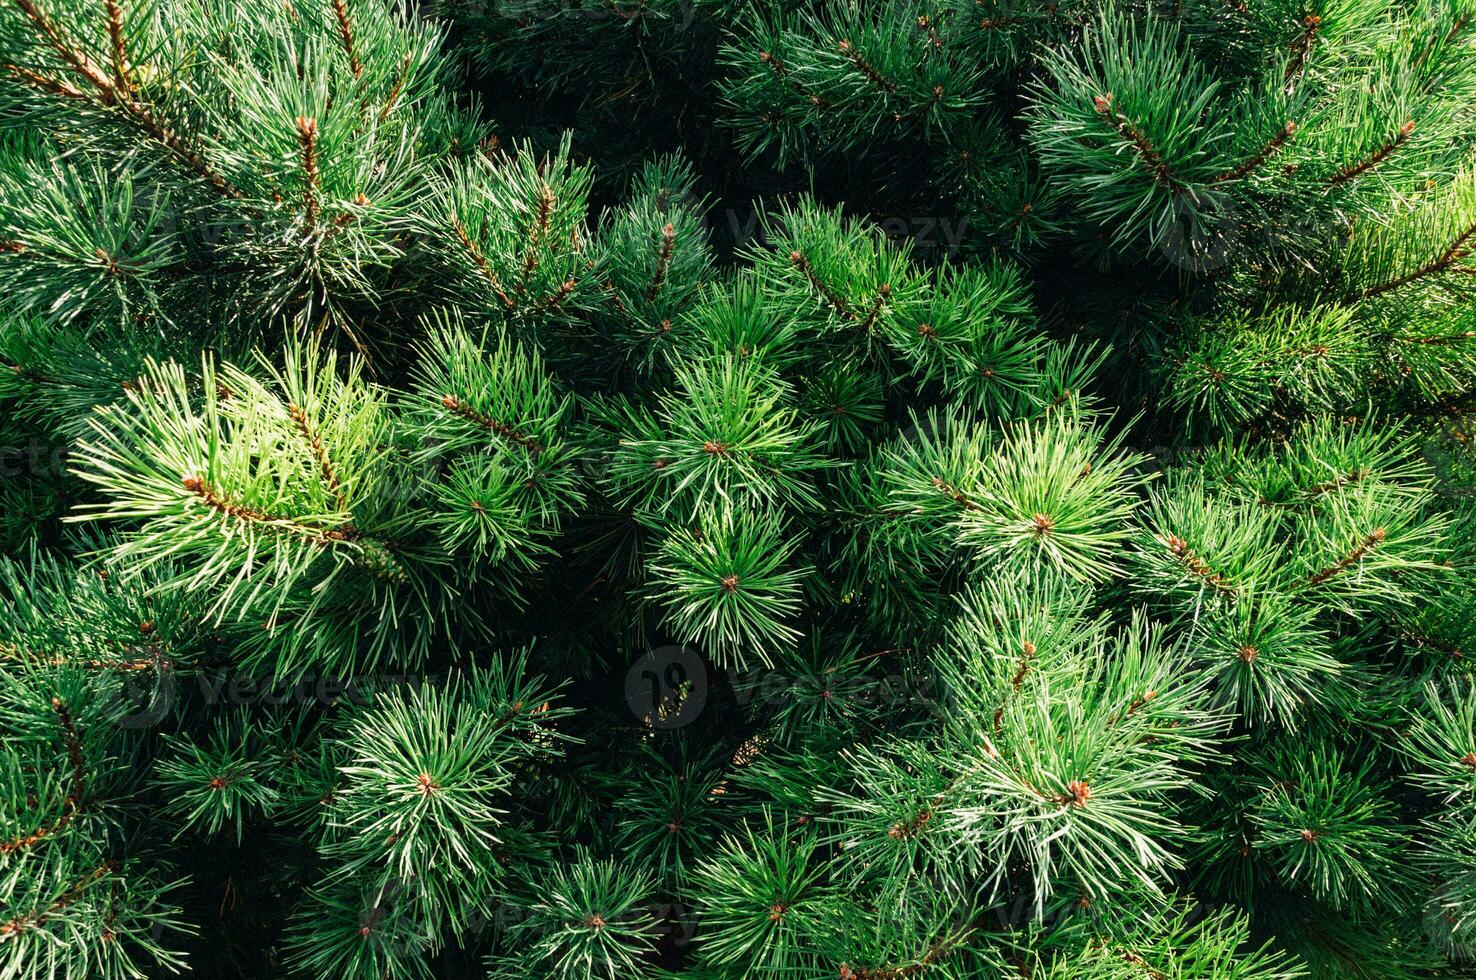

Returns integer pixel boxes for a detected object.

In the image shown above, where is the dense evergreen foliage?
[2,0,1475,975]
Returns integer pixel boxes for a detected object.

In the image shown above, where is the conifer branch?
[329,0,361,78]
[8,0,243,198]
[378,53,411,121]
[1305,527,1386,585]
[0,696,87,855]
[4,62,85,98]
[535,277,576,311]
[599,273,629,315]
[180,475,360,544]
[1092,94,1181,190]
[856,283,891,334]
[789,250,855,320]
[1330,121,1415,185]
[514,182,555,294]
[1120,949,1169,980]
[915,13,941,50]
[929,476,985,512]
[1305,468,1369,498]
[52,696,85,814]
[758,50,788,77]
[993,639,1038,733]
[1285,15,1321,84]
[0,860,114,938]
[1359,222,1476,299]
[837,39,897,94]
[453,221,515,309]
[1158,533,1239,595]
[1414,14,1468,71]
[1402,631,1464,660]
[439,394,544,453]
[286,402,347,513]
[103,0,128,96]
[295,116,320,230]
[122,102,241,198]
[10,0,112,94]
[645,222,676,301]
[838,926,974,979]
[1212,121,1296,183]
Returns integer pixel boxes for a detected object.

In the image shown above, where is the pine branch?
[9,0,111,94]
[515,182,556,295]
[856,282,891,334]
[1359,222,1476,299]
[1212,121,1296,184]
[789,250,855,320]
[4,62,85,98]
[286,402,347,513]
[1306,527,1386,585]
[377,52,411,121]
[7,0,243,198]
[1092,93,1182,191]
[180,475,360,545]
[295,116,320,230]
[439,394,544,453]
[837,39,897,94]
[330,0,361,78]
[928,475,984,513]
[452,221,515,309]
[1157,533,1239,595]
[1284,15,1321,84]
[1330,121,1415,186]
[0,860,114,938]
[838,925,977,979]
[104,0,128,95]
[644,222,676,301]
[0,695,87,855]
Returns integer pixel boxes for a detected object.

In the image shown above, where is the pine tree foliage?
[1,0,1476,977]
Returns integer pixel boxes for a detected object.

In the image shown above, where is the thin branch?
[535,277,576,311]
[439,394,544,453]
[10,0,111,92]
[453,220,515,310]
[1212,121,1296,184]
[838,927,976,980]
[837,39,898,93]
[1306,527,1385,585]
[0,696,88,855]
[103,0,129,95]
[0,861,114,938]
[1285,15,1321,84]
[1092,94,1182,191]
[929,475,985,513]
[5,62,85,98]
[286,402,346,513]
[8,0,243,198]
[758,49,788,77]
[377,52,410,122]
[295,115,320,230]
[1359,222,1476,300]
[514,182,555,295]
[645,222,676,301]
[330,0,361,78]
[856,283,891,334]
[1329,120,1415,186]
[1159,533,1239,595]
[181,475,360,544]
[789,250,856,320]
